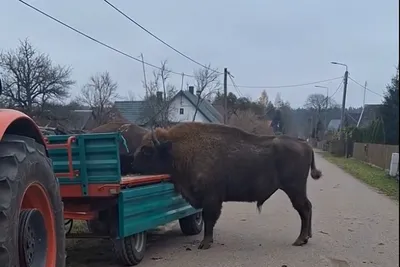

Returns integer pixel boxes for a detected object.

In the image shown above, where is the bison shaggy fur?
[132,122,322,250]
[90,122,148,175]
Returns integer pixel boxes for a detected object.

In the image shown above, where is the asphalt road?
[66,152,399,267]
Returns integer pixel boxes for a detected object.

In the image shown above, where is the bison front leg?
[198,201,222,250]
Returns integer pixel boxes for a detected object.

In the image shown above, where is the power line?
[348,76,384,97]
[17,1,348,93]
[227,72,243,97]
[103,0,222,75]
[231,76,343,89]
[18,0,195,78]
[329,79,344,99]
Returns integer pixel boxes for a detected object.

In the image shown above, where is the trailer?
[48,132,203,266]
[0,77,203,267]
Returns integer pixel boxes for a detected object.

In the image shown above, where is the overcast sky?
[2,0,398,108]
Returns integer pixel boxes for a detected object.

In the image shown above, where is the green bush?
[344,118,386,144]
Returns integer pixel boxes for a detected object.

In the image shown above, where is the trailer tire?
[179,211,203,235]
[0,134,65,267]
[112,231,147,266]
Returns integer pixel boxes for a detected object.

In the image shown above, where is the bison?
[90,122,148,175]
[132,122,322,250]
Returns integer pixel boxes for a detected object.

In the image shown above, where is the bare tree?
[274,92,283,108]
[0,38,74,115]
[304,93,337,140]
[159,60,171,101]
[141,60,177,126]
[76,71,119,126]
[304,93,336,111]
[258,89,269,107]
[123,90,136,101]
[192,64,221,121]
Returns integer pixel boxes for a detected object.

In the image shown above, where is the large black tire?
[0,134,66,267]
[179,211,204,236]
[112,231,147,266]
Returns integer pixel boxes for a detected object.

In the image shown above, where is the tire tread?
[0,134,65,267]
[112,232,146,266]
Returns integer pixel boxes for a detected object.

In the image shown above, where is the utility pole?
[357,81,367,127]
[223,68,228,124]
[362,81,367,107]
[331,61,349,136]
[339,70,349,133]
[140,53,148,97]
[325,88,329,129]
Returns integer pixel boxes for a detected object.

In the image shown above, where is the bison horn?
[151,127,161,146]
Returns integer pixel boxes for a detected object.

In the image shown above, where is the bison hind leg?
[281,185,313,246]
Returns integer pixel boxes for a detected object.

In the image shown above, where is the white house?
[114,86,222,126]
[168,86,222,123]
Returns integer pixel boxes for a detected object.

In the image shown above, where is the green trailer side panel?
[47,133,122,190]
[118,182,200,238]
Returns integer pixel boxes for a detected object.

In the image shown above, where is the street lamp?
[331,61,348,72]
[331,61,349,135]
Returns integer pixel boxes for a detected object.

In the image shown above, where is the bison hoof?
[198,239,213,250]
[292,236,310,246]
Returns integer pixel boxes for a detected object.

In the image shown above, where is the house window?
[179,108,184,115]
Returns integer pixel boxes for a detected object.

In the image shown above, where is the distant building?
[168,87,222,123]
[113,100,149,126]
[114,86,222,126]
[327,112,361,132]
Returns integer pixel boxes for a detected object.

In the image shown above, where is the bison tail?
[256,201,264,214]
[310,150,322,180]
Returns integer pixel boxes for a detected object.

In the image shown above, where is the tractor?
[0,79,203,267]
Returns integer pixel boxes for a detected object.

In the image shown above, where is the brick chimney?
[188,86,194,95]
[156,91,163,102]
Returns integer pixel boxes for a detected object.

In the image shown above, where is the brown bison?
[90,122,148,175]
[132,122,322,250]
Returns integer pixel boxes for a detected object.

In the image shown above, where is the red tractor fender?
[0,109,47,149]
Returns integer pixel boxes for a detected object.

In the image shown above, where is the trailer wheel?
[0,134,65,267]
[179,211,203,235]
[112,231,147,266]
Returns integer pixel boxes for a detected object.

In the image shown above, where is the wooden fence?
[353,142,399,170]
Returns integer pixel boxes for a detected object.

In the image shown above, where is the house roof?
[327,112,361,131]
[113,101,148,125]
[172,90,223,123]
[114,90,223,125]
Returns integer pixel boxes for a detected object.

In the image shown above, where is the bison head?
[132,127,173,175]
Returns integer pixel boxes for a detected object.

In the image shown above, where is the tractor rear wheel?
[0,134,66,267]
